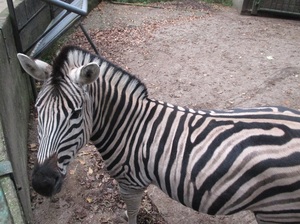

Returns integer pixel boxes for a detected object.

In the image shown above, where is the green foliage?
[113,0,170,3]
[111,0,233,6]
[202,0,232,6]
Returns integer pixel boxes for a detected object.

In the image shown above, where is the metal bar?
[258,7,300,16]
[280,0,285,10]
[288,0,293,12]
[79,23,100,55]
[251,0,261,14]
[41,0,88,16]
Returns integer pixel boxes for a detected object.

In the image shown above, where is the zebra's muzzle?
[32,154,64,197]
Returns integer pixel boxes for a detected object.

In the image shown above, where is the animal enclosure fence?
[251,0,300,16]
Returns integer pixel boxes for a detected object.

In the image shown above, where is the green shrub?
[111,0,233,6]
[113,0,170,3]
[202,0,232,6]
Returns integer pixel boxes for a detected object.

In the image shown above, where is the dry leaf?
[29,143,37,148]
[88,167,93,175]
[78,159,86,165]
[86,197,93,203]
[29,143,37,151]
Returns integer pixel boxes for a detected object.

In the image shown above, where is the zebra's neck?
[98,60,148,99]
[89,59,148,155]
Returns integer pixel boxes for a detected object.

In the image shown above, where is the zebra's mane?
[50,45,148,98]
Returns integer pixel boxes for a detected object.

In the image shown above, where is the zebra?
[17,45,300,224]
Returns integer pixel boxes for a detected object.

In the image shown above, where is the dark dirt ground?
[27,1,300,223]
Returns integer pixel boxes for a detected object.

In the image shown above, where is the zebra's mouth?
[32,155,65,197]
[32,168,64,197]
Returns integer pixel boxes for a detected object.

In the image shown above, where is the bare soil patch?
[28,1,300,223]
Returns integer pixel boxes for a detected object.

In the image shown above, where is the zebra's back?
[134,103,300,223]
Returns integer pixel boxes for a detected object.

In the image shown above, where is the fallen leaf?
[29,143,37,148]
[88,167,93,175]
[78,159,86,165]
[29,143,38,151]
[86,197,93,203]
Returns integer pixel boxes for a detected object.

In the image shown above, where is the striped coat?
[18,46,300,224]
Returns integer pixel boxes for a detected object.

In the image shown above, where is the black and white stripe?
[31,46,300,223]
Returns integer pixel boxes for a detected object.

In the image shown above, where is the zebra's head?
[17,46,100,197]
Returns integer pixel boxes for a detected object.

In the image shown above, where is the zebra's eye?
[70,109,81,119]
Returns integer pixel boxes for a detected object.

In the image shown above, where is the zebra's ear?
[17,53,52,81]
[69,62,100,86]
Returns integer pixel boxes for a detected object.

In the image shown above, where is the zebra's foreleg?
[119,186,145,224]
